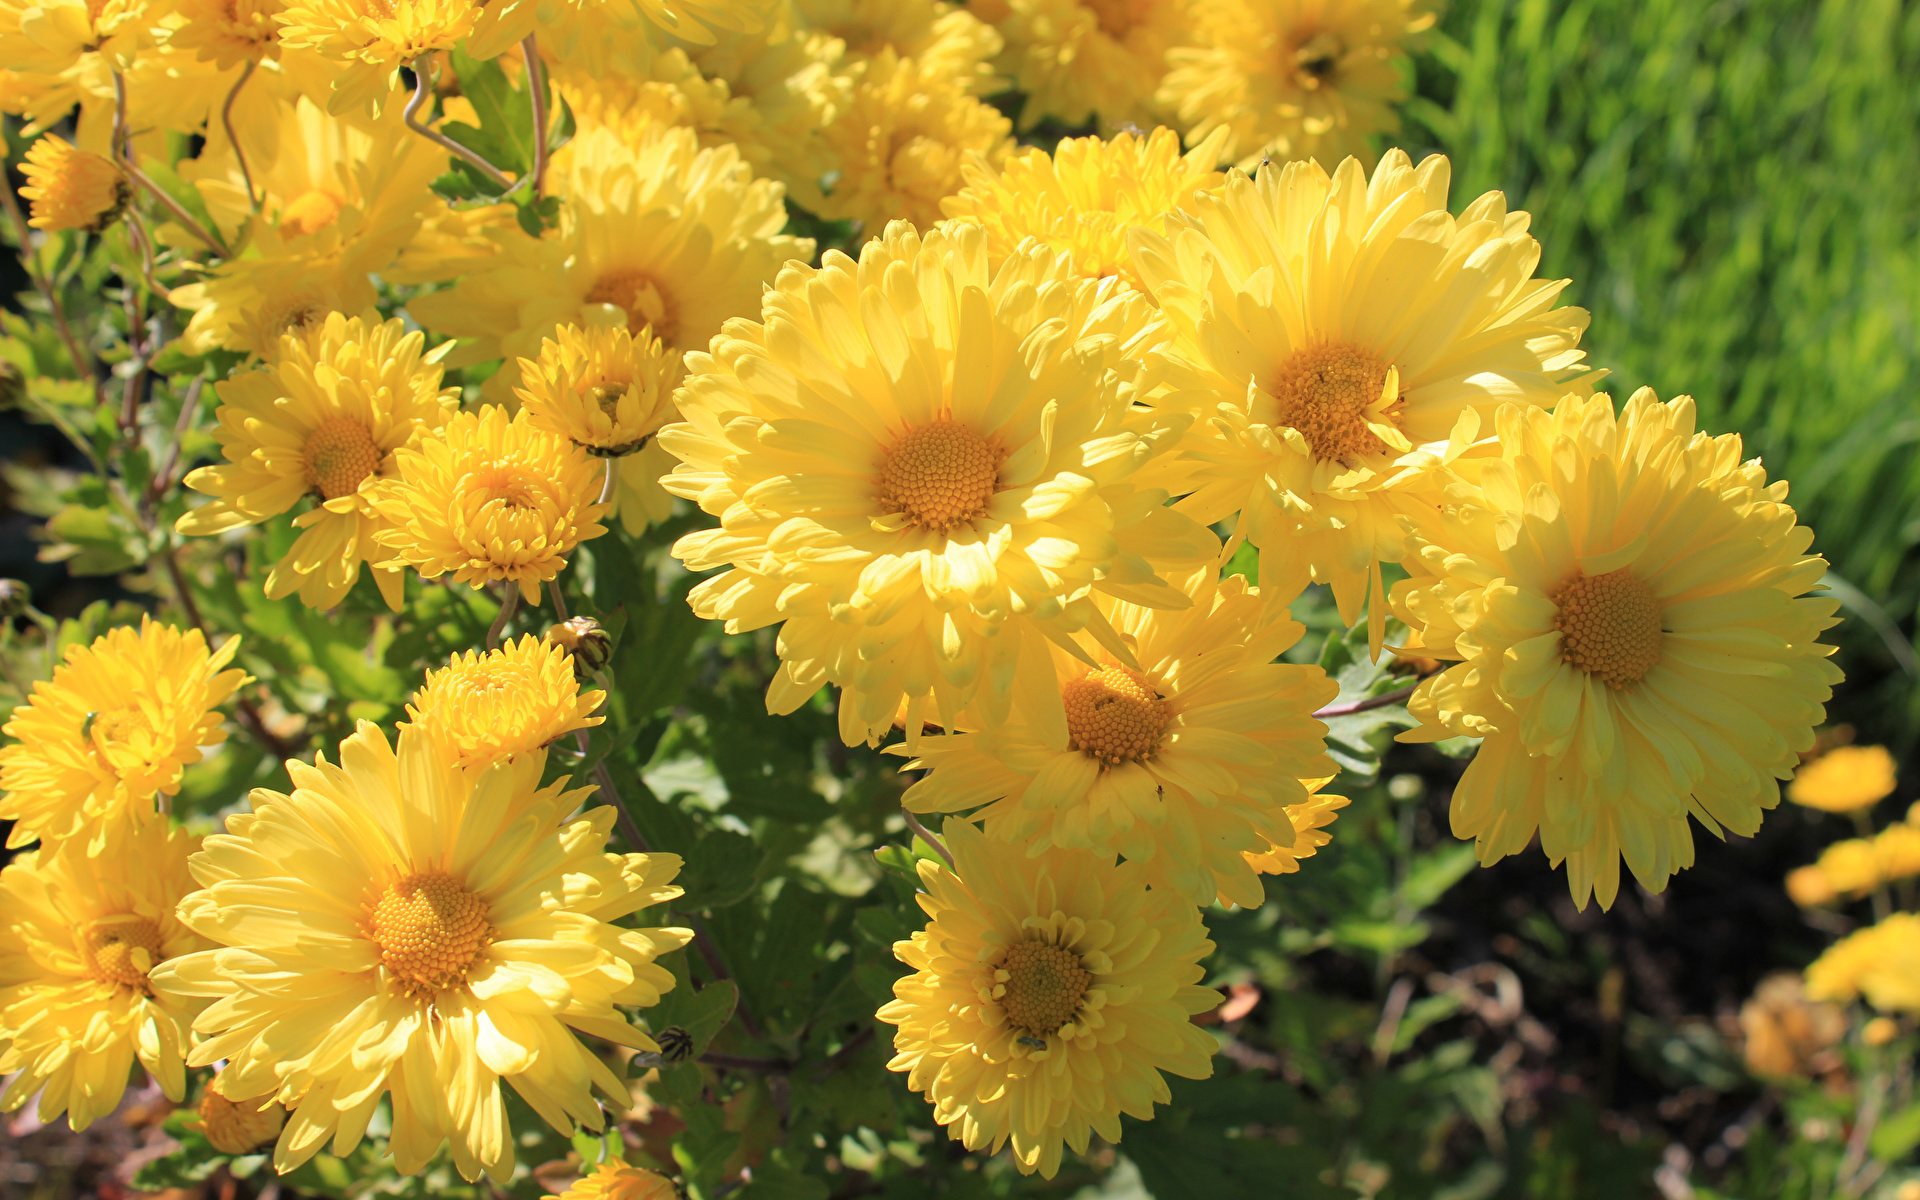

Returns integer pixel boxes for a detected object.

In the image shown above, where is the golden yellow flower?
[181,94,449,272]
[898,567,1337,907]
[1738,974,1844,1080]
[372,405,611,604]
[799,48,1012,232]
[941,125,1226,292]
[0,821,211,1130]
[409,119,810,403]
[1132,151,1597,636]
[549,28,845,194]
[1805,914,1920,1014]
[275,0,477,114]
[1393,391,1844,910]
[1788,744,1897,813]
[177,312,458,611]
[191,1085,287,1154]
[660,222,1218,746]
[1160,0,1435,171]
[168,0,284,66]
[556,1159,679,1200]
[879,820,1219,1178]
[150,723,692,1182]
[169,250,376,359]
[18,135,127,232]
[1785,823,1920,907]
[0,618,248,852]
[0,0,157,74]
[404,635,605,770]
[991,0,1192,129]
[1242,777,1346,877]
[795,0,1000,90]
[470,0,770,59]
[513,323,682,535]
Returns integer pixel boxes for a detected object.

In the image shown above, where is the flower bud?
[0,579,30,619]
[545,615,612,675]
[192,1088,286,1155]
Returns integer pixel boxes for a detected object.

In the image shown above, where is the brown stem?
[0,166,103,403]
[161,549,299,762]
[486,583,520,649]
[149,375,204,510]
[521,35,550,197]
[114,73,229,257]
[1312,681,1420,720]
[220,59,262,214]
[812,1027,874,1079]
[901,809,955,871]
[402,56,521,194]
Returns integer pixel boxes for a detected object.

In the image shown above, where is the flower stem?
[901,809,955,871]
[220,59,262,214]
[486,584,521,649]
[402,56,523,196]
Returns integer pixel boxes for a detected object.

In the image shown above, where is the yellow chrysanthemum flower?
[1392,391,1844,909]
[551,29,845,194]
[514,323,682,535]
[275,0,477,114]
[404,635,606,770]
[181,95,448,273]
[940,126,1226,292]
[795,0,1001,90]
[191,1085,287,1154]
[0,0,156,74]
[556,1159,679,1200]
[1160,0,1435,171]
[898,567,1337,907]
[799,48,1012,231]
[1131,151,1597,635]
[150,723,693,1182]
[990,0,1192,130]
[1738,974,1845,1081]
[0,618,248,852]
[170,250,376,359]
[0,821,210,1130]
[660,222,1219,746]
[879,820,1219,1178]
[1804,914,1920,1014]
[409,120,811,403]
[372,406,611,604]
[177,313,458,611]
[469,0,770,59]
[168,0,283,66]
[1788,744,1897,813]
[1784,822,1920,907]
[1242,777,1346,876]
[17,135,127,232]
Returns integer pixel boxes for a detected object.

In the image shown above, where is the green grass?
[1403,0,1920,723]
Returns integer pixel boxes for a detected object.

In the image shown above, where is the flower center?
[585,269,678,344]
[1292,31,1344,87]
[876,420,1001,534]
[83,915,164,987]
[1269,342,1400,464]
[1551,568,1664,689]
[280,188,344,237]
[304,417,382,500]
[1063,666,1168,765]
[999,941,1092,1037]
[369,872,492,995]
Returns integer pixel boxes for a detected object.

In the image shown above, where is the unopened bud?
[1864,1016,1899,1047]
[192,1088,285,1155]
[545,615,612,675]
[0,579,30,619]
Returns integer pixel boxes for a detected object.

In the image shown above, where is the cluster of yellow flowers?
[0,617,687,1184]
[0,0,1859,1185]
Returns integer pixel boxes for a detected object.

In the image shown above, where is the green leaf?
[681,829,760,909]
[1396,843,1480,911]
[1872,1100,1920,1161]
